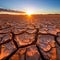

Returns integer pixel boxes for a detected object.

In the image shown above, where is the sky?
[0,0,60,14]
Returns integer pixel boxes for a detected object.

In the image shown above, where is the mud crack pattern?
[0,15,60,60]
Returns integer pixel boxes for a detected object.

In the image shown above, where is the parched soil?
[0,14,60,60]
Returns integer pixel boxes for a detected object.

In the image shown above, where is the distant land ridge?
[0,8,25,13]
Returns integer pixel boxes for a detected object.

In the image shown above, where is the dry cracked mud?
[0,14,60,60]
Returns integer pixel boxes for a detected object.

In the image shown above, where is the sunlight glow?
[26,9,33,16]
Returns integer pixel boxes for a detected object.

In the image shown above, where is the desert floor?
[0,14,60,60]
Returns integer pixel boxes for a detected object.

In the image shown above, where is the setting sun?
[26,10,33,16]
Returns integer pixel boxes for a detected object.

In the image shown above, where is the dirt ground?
[0,14,60,60]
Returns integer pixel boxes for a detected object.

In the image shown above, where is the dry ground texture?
[0,14,60,60]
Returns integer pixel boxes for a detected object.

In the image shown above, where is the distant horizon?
[0,7,60,14]
[0,8,60,15]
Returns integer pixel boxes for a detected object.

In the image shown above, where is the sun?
[26,10,33,16]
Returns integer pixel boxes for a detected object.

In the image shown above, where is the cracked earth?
[0,14,60,60]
